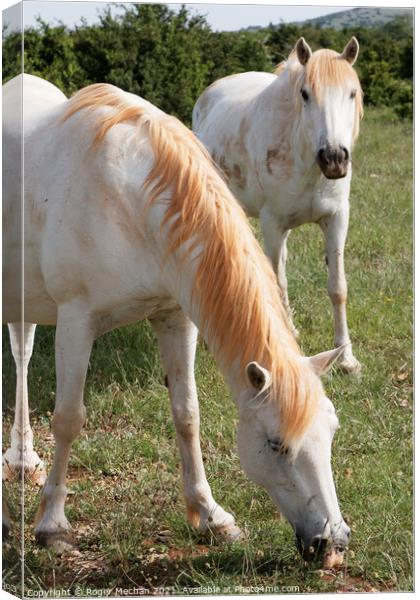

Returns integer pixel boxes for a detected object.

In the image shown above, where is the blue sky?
[3,1,359,32]
[2,1,413,33]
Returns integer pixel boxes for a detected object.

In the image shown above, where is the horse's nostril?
[340,146,349,161]
[337,146,349,164]
[318,146,349,167]
[311,535,328,558]
[296,535,327,561]
[317,148,329,166]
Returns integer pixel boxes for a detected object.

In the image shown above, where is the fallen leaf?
[344,468,353,479]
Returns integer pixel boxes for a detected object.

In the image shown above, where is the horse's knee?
[172,403,200,439]
[329,291,346,306]
[52,404,86,443]
[328,280,347,306]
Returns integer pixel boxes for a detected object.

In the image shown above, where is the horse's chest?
[279,189,321,227]
[264,176,347,229]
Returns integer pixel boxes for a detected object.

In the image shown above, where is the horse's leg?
[2,492,11,539]
[150,309,242,541]
[276,230,299,336]
[34,303,94,550]
[260,211,298,337]
[3,322,46,485]
[320,211,361,373]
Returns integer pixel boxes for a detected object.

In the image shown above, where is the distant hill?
[299,7,413,30]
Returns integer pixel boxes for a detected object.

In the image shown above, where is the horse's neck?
[164,232,283,397]
[253,71,309,160]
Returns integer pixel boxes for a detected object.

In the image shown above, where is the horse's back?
[193,71,275,131]
[3,74,67,138]
[3,72,67,99]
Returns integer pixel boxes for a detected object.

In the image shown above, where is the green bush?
[2,4,413,121]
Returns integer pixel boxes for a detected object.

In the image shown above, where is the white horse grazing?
[193,37,363,373]
[3,74,350,564]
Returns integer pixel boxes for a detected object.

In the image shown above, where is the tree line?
[2,4,413,122]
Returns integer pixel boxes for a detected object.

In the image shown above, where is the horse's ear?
[246,362,271,391]
[341,37,359,65]
[295,37,312,66]
[305,346,346,376]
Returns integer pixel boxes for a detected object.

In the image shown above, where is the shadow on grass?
[3,537,298,595]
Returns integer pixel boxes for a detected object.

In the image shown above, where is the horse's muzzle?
[317,145,349,179]
[296,534,328,561]
[295,522,351,563]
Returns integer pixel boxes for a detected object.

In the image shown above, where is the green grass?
[2,108,413,595]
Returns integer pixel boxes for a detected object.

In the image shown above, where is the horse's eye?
[350,89,357,100]
[301,89,309,102]
[267,438,288,455]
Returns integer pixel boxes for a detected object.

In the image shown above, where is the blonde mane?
[63,84,322,448]
[276,47,363,141]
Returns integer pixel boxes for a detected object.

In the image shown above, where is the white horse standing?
[193,37,363,373]
[3,74,350,565]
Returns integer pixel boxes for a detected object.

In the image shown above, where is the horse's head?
[236,346,350,562]
[292,37,363,180]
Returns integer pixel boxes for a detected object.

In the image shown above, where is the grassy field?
[2,108,413,595]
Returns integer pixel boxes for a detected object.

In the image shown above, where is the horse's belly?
[3,285,57,325]
[2,255,58,325]
[94,297,180,337]
[22,297,58,325]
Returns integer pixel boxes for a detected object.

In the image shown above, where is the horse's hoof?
[35,530,75,553]
[213,524,243,542]
[338,356,361,374]
[27,464,47,486]
[2,461,17,483]
[2,455,47,486]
